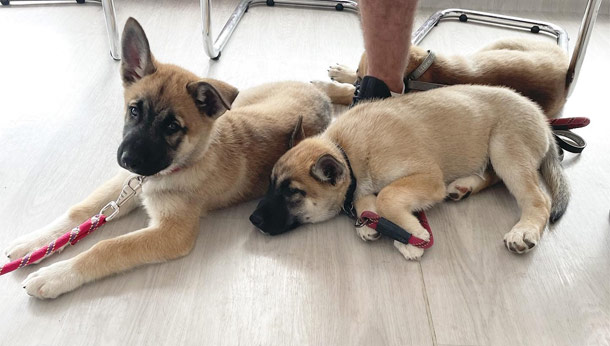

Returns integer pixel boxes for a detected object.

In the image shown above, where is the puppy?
[4,18,331,299]
[313,38,568,117]
[250,85,569,260]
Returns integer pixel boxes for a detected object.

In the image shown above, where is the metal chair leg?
[200,0,358,60]
[411,8,569,53]
[566,0,603,96]
[101,0,120,60]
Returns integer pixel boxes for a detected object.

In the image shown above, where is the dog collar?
[405,50,446,92]
[337,144,358,219]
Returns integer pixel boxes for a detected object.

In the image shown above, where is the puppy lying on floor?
[4,18,331,299]
[313,38,568,117]
[250,85,569,260]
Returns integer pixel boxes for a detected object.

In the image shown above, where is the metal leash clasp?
[355,216,375,228]
[99,176,146,221]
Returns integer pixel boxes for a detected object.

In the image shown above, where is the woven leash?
[0,176,146,276]
[356,210,434,249]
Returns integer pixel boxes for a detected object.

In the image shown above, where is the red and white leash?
[0,176,146,276]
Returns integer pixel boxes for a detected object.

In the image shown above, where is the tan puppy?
[314,38,568,117]
[250,85,569,260]
[4,18,331,299]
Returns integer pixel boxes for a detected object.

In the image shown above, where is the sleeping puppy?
[250,85,569,260]
[4,18,331,299]
[313,38,568,117]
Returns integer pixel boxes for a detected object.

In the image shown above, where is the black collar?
[337,144,358,219]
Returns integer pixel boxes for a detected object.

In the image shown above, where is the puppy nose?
[249,213,264,228]
[121,151,142,170]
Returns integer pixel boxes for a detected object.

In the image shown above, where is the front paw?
[5,234,50,261]
[328,63,358,84]
[23,260,84,299]
[356,226,380,241]
[5,214,73,260]
[394,241,424,261]
[503,225,540,254]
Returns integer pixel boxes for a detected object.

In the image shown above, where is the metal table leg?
[200,0,359,60]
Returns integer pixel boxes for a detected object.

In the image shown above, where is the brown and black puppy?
[313,38,568,117]
[251,85,569,260]
[4,18,331,299]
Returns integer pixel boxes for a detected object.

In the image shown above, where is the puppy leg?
[353,194,380,241]
[491,144,551,254]
[446,169,500,201]
[376,169,446,261]
[23,211,200,299]
[328,64,358,84]
[4,170,139,260]
[310,80,355,105]
[500,170,550,254]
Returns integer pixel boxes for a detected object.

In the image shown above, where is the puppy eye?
[166,121,181,133]
[288,188,305,197]
[129,106,139,118]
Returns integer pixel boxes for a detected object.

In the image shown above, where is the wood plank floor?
[0,1,609,345]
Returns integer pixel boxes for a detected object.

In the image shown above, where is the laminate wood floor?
[0,1,608,345]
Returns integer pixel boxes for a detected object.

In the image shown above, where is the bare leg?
[4,170,139,260]
[359,0,418,93]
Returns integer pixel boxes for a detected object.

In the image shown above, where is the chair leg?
[101,0,120,60]
[200,0,359,60]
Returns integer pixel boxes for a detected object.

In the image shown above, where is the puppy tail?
[540,142,570,223]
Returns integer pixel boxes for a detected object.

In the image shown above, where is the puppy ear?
[121,17,156,85]
[289,116,306,149]
[311,154,345,185]
[186,80,233,119]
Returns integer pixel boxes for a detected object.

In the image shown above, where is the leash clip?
[355,216,373,228]
[99,175,146,221]
[100,201,120,221]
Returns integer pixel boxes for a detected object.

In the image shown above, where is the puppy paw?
[394,241,424,261]
[356,226,380,241]
[23,260,84,299]
[446,178,475,201]
[503,226,540,254]
[5,234,50,261]
[5,213,73,260]
[328,63,358,84]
